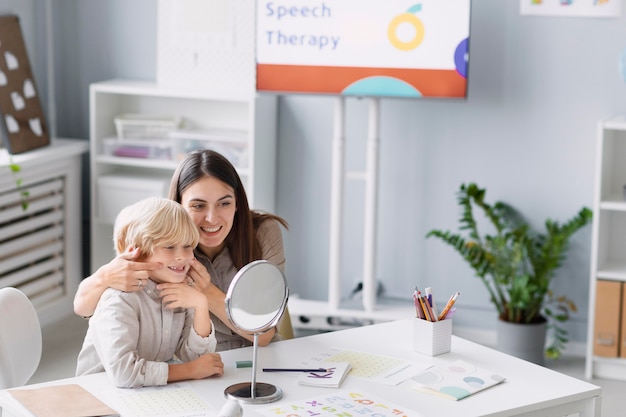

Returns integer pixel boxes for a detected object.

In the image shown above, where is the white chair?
[0,287,42,389]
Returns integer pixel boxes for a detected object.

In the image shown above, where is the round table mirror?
[223,260,289,404]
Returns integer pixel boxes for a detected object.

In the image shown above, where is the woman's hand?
[186,258,215,293]
[74,247,162,317]
[106,247,163,291]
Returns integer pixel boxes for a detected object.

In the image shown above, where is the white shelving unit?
[585,114,626,381]
[89,79,278,272]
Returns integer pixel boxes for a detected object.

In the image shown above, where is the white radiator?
[0,139,88,325]
[0,177,66,308]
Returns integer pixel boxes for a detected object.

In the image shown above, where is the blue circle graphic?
[454,38,469,78]
[463,376,485,388]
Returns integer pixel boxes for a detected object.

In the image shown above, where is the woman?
[74,149,291,351]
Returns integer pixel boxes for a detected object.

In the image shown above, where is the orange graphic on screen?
[388,4,425,51]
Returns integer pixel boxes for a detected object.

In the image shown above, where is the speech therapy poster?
[256,0,471,98]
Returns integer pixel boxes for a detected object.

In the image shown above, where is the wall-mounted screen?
[256,1,471,98]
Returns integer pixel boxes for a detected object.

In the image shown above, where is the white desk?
[0,319,601,417]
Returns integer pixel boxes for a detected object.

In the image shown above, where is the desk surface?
[0,319,601,417]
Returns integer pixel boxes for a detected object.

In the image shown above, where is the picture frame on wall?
[0,14,49,154]
[520,0,621,18]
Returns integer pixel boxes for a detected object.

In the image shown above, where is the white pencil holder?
[413,318,452,356]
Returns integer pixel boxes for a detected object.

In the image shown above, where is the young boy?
[76,197,223,387]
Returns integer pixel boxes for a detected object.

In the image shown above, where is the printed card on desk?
[303,347,431,386]
[406,359,506,401]
[298,362,352,388]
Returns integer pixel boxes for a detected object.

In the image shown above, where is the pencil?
[413,290,425,319]
[422,295,437,322]
[262,368,330,373]
[438,292,459,321]
[417,291,432,321]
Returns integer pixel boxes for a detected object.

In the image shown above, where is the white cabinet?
[585,115,626,381]
[89,79,278,272]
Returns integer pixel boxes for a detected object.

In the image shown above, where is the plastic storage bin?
[170,129,248,168]
[114,114,181,140]
[102,137,173,160]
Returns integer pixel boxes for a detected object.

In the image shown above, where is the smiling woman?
[166,150,291,351]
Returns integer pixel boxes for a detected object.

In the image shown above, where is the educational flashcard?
[257,389,425,417]
[406,360,506,401]
[297,361,352,388]
[303,347,431,386]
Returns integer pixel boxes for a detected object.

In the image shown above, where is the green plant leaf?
[6,155,29,211]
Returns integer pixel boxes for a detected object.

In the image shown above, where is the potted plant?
[426,183,592,363]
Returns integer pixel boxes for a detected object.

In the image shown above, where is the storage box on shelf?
[114,114,181,140]
[170,129,248,167]
[586,114,626,381]
[89,79,278,272]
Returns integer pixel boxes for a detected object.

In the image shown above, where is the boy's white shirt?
[76,279,217,387]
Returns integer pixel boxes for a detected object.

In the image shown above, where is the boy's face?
[144,243,195,284]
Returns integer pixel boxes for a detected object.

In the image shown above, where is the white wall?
[6,0,626,344]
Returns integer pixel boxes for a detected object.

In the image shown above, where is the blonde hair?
[113,197,199,258]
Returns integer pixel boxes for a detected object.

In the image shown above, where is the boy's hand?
[157,282,208,311]
[192,353,224,379]
[168,353,224,382]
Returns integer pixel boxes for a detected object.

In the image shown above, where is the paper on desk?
[302,347,431,386]
[115,383,215,417]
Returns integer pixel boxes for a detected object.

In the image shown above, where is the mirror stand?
[224,333,283,404]
[223,260,288,404]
